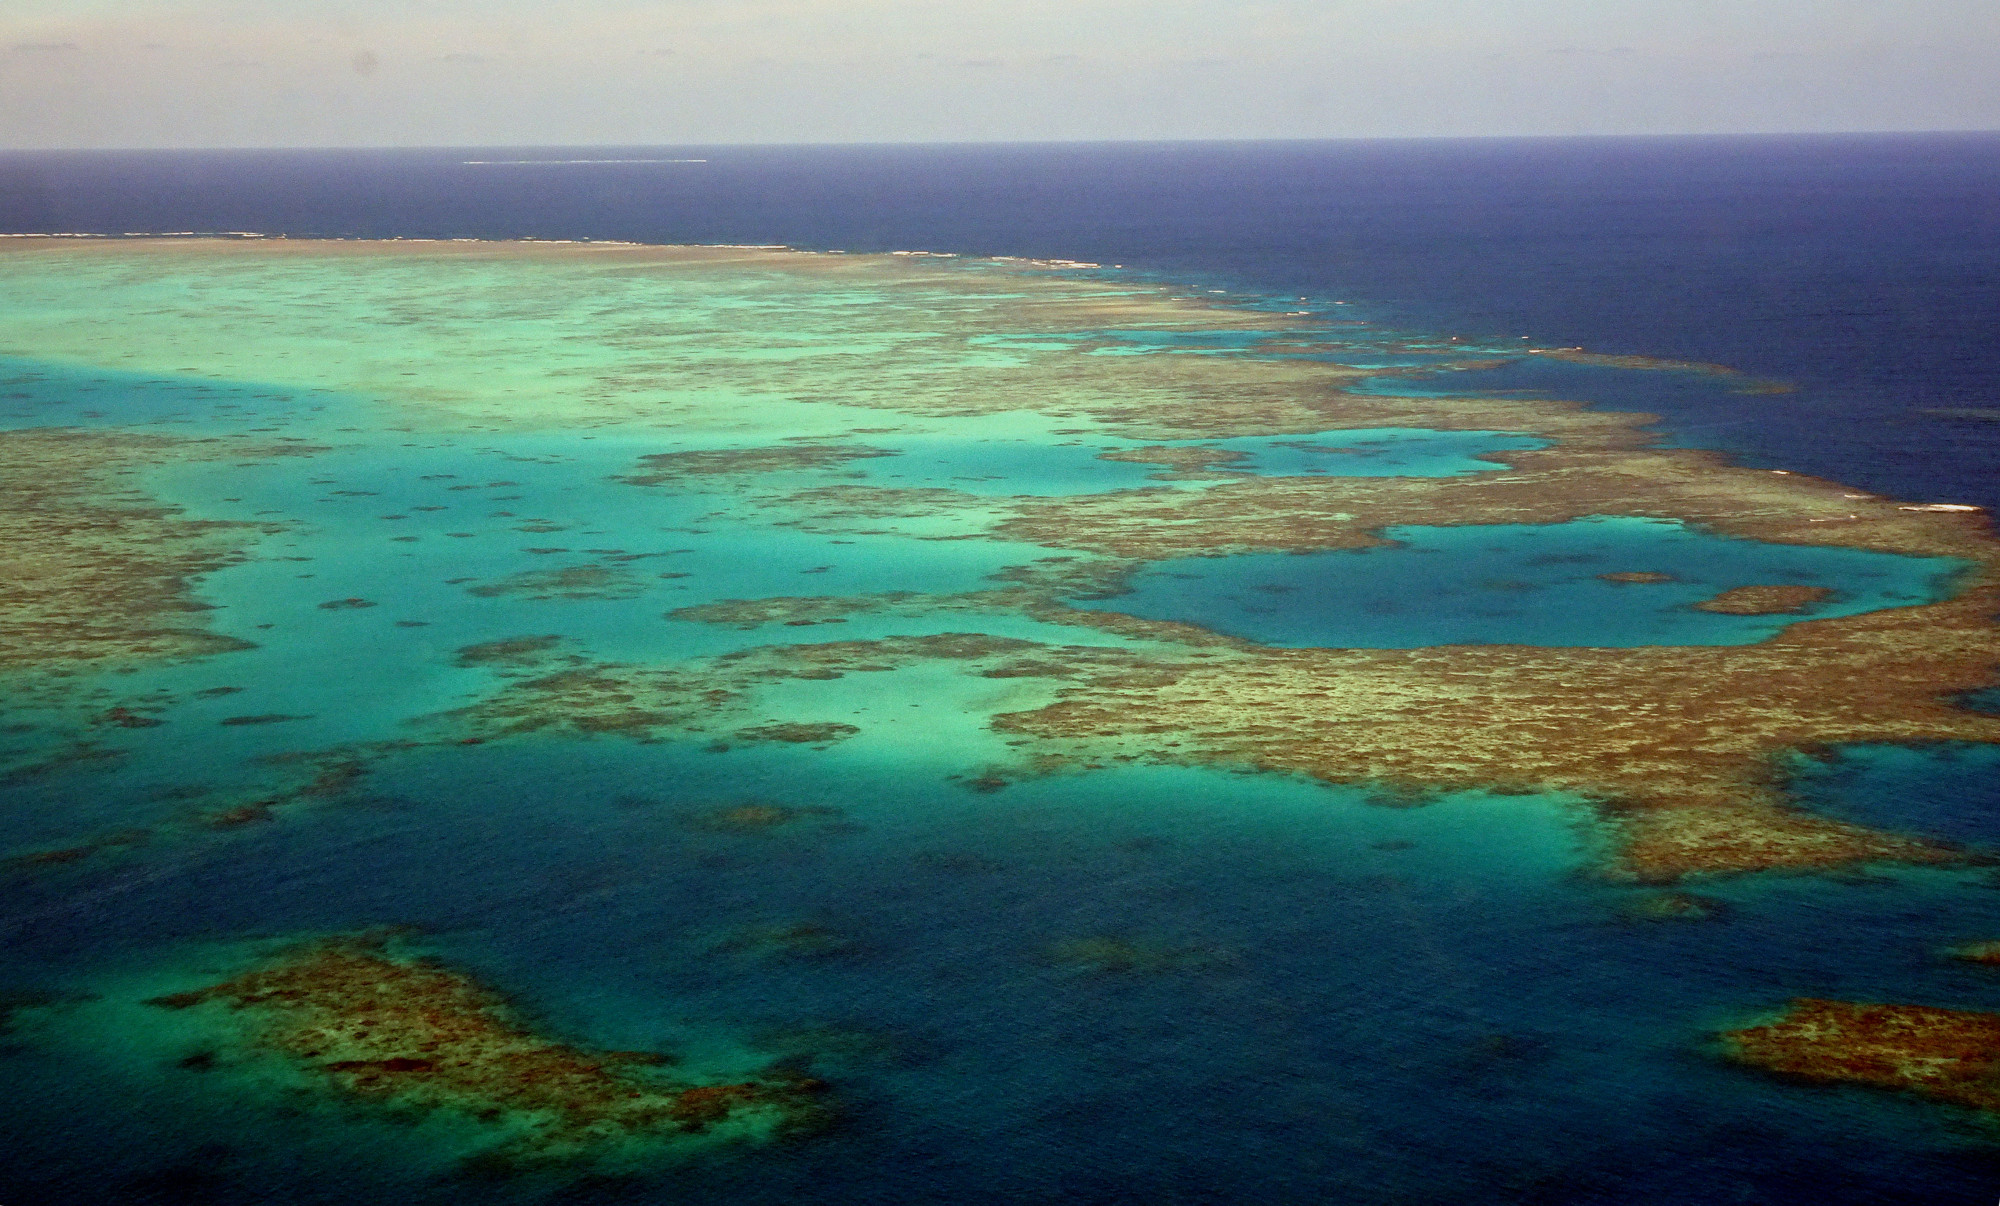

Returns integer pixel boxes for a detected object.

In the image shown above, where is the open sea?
[2,136,2000,1204]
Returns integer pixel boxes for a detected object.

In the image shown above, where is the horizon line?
[7,128,2000,155]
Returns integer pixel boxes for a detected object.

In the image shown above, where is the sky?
[2,1,1997,148]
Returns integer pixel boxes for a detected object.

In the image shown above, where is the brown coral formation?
[144,934,825,1164]
[1723,999,2000,1113]
[685,803,843,832]
[668,593,923,629]
[194,752,367,829]
[1600,571,1677,584]
[731,722,860,746]
[988,590,2000,880]
[454,635,565,666]
[1095,446,1250,477]
[1692,584,1835,615]
[0,427,265,676]
[616,444,898,484]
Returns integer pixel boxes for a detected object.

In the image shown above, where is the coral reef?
[144,934,827,1165]
[1948,941,2000,965]
[987,591,2000,880]
[1599,571,1677,584]
[454,635,566,666]
[1723,999,2000,1113]
[1095,446,1250,477]
[731,722,860,746]
[1692,584,1835,615]
[1618,891,1728,921]
[0,428,268,678]
[616,445,898,484]
[464,566,644,602]
[984,449,1996,564]
[685,803,844,833]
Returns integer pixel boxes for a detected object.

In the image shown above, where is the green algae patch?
[140,933,829,1169]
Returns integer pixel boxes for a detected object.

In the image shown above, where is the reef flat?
[0,427,273,678]
[143,933,825,1167]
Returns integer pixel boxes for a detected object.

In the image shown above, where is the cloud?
[8,41,82,55]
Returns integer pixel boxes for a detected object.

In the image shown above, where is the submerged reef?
[144,933,827,1167]
[1619,891,1728,922]
[616,445,898,484]
[1723,999,2000,1115]
[0,428,272,679]
[1041,936,1237,975]
[1950,942,2000,965]
[464,566,645,602]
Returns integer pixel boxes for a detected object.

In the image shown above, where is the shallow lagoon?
[1084,516,1968,648]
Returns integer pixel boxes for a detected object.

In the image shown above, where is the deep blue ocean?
[4,137,2000,1205]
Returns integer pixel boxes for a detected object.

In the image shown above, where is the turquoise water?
[1082,516,1967,648]
[0,354,348,433]
[3,248,1998,1205]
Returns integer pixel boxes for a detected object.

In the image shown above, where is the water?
[1087,517,1968,649]
[7,134,1998,507]
[1,140,1999,1204]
